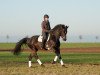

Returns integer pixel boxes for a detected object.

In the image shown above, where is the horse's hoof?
[62,65,68,68]
[29,66,32,68]
[41,64,45,67]
[62,65,65,67]
[52,61,56,64]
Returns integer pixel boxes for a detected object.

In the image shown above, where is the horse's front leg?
[52,55,58,64]
[57,50,64,66]
[52,48,64,66]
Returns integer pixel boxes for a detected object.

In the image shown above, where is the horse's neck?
[50,29,60,40]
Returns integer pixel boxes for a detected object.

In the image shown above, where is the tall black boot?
[41,39,47,50]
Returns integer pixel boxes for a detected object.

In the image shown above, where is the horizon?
[0,35,100,43]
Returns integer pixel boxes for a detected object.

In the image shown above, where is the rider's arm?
[48,22,51,30]
[41,21,47,32]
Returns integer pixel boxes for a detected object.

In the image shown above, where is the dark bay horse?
[13,24,69,67]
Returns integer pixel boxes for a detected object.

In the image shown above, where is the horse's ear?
[66,26,69,28]
[67,26,69,28]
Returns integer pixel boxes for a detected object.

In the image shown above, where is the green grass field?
[61,43,100,48]
[0,52,100,64]
[0,43,100,64]
[0,43,15,49]
[0,43,100,49]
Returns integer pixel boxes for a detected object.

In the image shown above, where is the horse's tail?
[13,37,28,55]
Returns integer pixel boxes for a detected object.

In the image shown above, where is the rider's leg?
[42,32,48,50]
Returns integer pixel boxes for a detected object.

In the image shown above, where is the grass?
[61,43,100,48]
[0,43,15,49]
[0,43,100,50]
[0,52,100,75]
[0,52,100,64]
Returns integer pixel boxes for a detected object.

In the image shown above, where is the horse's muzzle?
[63,38,66,41]
[62,37,67,41]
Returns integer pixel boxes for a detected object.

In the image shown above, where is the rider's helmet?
[44,14,49,18]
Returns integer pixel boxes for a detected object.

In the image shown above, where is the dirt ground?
[0,47,100,53]
[0,63,100,75]
[61,47,100,53]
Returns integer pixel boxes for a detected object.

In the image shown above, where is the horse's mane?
[52,24,65,30]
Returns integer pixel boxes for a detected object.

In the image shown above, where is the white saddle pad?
[38,35,43,42]
[38,35,50,42]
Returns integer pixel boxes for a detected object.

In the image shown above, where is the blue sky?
[0,0,100,38]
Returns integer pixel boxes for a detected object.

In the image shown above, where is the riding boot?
[41,39,47,50]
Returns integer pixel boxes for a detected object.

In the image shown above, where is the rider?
[41,14,51,50]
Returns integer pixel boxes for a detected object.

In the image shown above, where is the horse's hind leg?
[34,52,43,66]
[52,55,58,64]
[28,53,33,67]
[28,51,43,67]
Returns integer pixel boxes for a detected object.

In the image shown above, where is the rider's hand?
[46,30,50,33]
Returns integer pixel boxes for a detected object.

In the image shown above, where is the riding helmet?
[44,14,49,18]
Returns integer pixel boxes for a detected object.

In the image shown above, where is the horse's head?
[52,24,69,41]
[60,25,69,41]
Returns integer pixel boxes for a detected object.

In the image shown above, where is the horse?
[13,24,69,67]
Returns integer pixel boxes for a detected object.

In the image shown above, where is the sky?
[0,0,100,42]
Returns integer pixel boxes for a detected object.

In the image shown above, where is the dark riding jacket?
[41,21,51,33]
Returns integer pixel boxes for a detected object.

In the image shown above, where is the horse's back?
[26,35,39,44]
[31,35,39,38]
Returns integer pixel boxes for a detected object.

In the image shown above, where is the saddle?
[38,35,50,50]
[38,35,50,42]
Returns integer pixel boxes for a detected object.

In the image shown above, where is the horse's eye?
[65,31,67,34]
